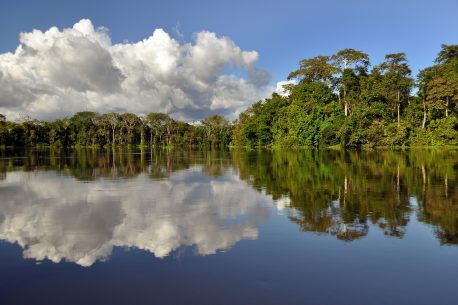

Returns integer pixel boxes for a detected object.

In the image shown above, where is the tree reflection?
[0,148,457,247]
[0,150,270,266]
[232,149,457,243]
[0,148,233,181]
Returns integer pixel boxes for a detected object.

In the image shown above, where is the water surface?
[0,149,457,304]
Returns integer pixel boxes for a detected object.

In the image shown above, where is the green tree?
[288,55,338,84]
[102,113,120,146]
[69,112,99,146]
[120,113,140,145]
[147,113,169,146]
[435,44,458,65]
[417,67,436,129]
[138,115,148,147]
[427,77,458,117]
[331,49,369,116]
[379,53,413,128]
[202,115,231,147]
[0,114,6,146]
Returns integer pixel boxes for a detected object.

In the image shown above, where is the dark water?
[0,148,457,305]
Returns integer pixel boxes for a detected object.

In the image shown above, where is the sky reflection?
[0,167,271,266]
[0,148,457,268]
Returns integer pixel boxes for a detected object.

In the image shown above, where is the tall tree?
[435,44,458,65]
[163,115,176,146]
[103,113,121,146]
[288,56,338,84]
[427,77,458,117]
[120,113,140,145]
[379,53,413,128]
[0,114,5,146]
[147,113,168,146]
[331,49,369,116]
[71,112,99,146]
[417,45,458,128]
[138,115,148,147]
[417,67,436,128]
[202,115,231,147]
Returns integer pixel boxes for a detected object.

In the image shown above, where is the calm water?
[0,148,457,305]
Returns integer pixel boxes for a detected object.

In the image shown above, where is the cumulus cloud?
[275,80,296,96]
[0,168,272,266]
[0,19,272,121]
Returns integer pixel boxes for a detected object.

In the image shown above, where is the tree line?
[0,112,232,148]
[233,44,458,147]
[0,44,457,148]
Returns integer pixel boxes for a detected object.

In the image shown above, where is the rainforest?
[1,44,457,148]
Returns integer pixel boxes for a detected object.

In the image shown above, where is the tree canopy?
[1,44,457,149]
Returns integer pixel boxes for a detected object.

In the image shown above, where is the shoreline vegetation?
[1,44,457,149]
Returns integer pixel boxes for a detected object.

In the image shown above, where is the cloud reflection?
[0,168,271,266]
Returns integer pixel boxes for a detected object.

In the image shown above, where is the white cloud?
[0,168,271,266]
[0,19,272,121]
[275,80,296,96]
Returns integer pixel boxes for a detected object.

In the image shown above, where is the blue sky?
[0,0,457,120]
[2,0,457,81]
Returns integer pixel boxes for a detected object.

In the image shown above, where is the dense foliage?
[233,45,458,147]
[0,112,232,148]
[1,44,457,148]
